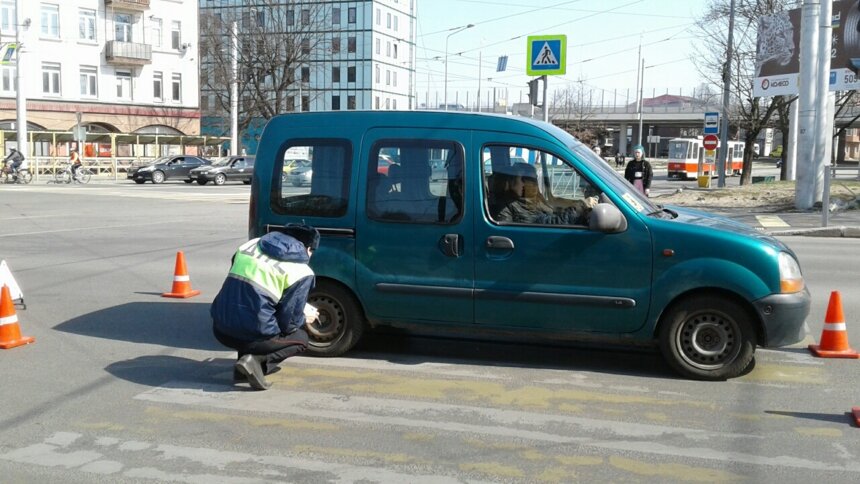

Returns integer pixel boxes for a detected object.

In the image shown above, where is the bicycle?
[54,163,93,184]
[1,163,32,184]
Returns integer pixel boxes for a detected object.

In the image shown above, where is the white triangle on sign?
[0,260,24,303]
[533,42,559,66]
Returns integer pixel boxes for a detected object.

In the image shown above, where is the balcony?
[104,0,150,12]
[105,41,152,66]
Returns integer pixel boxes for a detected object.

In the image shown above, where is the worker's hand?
[584,196,599,209]
[303,303,319,324]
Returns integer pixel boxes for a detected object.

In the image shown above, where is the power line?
[419,0,586,37]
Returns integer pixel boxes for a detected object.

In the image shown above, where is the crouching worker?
[211,224,320,390]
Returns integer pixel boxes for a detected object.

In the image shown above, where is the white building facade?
[0,0,200,142]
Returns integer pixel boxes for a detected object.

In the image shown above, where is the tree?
[693,0,801,185]
[549,81,603,146]
[199,2,329,148]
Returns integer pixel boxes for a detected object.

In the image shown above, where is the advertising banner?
[754,1,860,96]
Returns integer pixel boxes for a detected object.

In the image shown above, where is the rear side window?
[275,140,352,217]
[367,140,464,224]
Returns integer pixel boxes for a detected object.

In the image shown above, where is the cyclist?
[69,150,83,182]
[2,148,26,181]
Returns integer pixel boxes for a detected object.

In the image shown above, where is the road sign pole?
[717,0,736,188]
[542,75,548,122]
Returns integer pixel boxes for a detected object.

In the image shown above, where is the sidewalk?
[705,206,860,238]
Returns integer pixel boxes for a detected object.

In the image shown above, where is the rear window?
[274,139,352,217]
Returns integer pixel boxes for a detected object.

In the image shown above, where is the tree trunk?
[739,130,759,186]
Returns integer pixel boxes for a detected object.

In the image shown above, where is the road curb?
[766,226,860,238]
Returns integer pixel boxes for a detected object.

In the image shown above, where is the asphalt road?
[1,182,859,483]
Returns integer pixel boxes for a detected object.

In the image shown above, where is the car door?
[355,128,474,325]
[182,157,205,177]
[472,135,653,334]
[163,157,183,179]
[231,157,249,181]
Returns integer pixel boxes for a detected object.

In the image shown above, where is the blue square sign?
[527,35,566,76]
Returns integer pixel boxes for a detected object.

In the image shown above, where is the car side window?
[366,140,464,224]
[275,140,351,217]
[483,145,599,227]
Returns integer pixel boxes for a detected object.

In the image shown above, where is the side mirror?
[589,203,627,233]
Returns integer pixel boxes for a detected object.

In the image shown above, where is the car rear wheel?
[134,179,145,184]
[658,295,755,381]
[291,179,303,187]
[242,180,251,185]
[214,173,227,185]
[151,170,165,184]
[184,179,193,184]
[305,280,365,357]
[197,179,208,185]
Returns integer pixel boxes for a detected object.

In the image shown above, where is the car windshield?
[209,157,233,166]
[150,156,172,165]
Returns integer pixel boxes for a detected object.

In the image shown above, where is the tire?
[243,180,251,185]
[134,179,146,184]
[78,170,91,184]
[18,170,32,184]
[61,171,72,184]
[151,170,165,184]
[184,179,193,184]
[214,173,227,185]
[197,179,208,185]
[658,295,756,381]
[305,280,365,357]
[291,178,302,187]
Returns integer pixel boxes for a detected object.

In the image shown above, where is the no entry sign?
[703,135,719,151]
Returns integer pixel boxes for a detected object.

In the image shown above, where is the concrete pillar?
[786,98,799,181]
[618,123,628,155]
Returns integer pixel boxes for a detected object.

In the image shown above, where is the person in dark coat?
[211,225,320,390]
[624,145,653,196]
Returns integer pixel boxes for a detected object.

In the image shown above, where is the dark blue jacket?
[211,232,315,341]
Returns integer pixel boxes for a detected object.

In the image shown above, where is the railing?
[105,41,152,64]
[104,0,151,9]
[28,157,160,182]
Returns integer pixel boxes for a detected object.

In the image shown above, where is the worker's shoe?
[235,354,271,390]
[233,363,280,381]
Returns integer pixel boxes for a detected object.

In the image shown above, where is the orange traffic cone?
[852,407,860,427]
[0,284,35,349]
[808,291,859,358]
[162,251,201,299]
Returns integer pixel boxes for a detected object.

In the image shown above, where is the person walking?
[211,225,321,390]
[614,151,625,169]
[624,145,653,196]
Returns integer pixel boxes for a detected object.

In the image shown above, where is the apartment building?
[198,0,416,153]
[0,0,200,152]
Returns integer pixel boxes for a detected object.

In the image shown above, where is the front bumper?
[128,171,152,181]
[188,172,214,181]
[753,287,811,347]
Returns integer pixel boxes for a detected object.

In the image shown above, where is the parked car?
[248,111,810,381]
[187,156,255,185]
[284,162,313,187]
[127,156,211,184]
[281,159,312,184]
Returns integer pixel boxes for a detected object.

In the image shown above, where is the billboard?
[754,1,860,96]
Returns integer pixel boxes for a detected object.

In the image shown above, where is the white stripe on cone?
[822,323,847,331]
[173,275,190,282]
[0,314,19,325]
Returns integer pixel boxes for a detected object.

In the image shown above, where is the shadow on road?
[765,410,855,426]
[54,301,220,351]
[104,355,246,390]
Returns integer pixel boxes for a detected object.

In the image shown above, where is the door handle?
[439,234,461,257]
[486,236,514,250]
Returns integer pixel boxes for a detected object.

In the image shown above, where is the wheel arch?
[653,287,764,347]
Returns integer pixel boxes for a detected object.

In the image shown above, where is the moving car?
[127,155,211,184]
[187,156,255,185]
[281,159,312,184]
[284,161,312,187]
[248,111,810,381]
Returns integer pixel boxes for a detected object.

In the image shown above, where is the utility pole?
[634,40,642,146]
[637,57,644,146]
[15,0,28,157]
[717,0,735,189]
[230,20,238,156]
[796,0,820,209]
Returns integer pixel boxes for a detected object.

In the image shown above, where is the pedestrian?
[211,224,321,390]
[592,145,602,158]
[624,145,653,196]
[614,151,625,168]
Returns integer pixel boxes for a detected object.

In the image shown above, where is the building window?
[1,65,17,93]
[332,66,340,83]
[115,13,132,42]
[348,7,356,23]
[386,12,391,28]
[41,3,60,39]
[286,95,295,111]
[332,7,340,25]
[393,44,398,59]
[79,9,96,41]
[301,95,309,111]
[332,36,340,53]
[392,99,397,109]
[301,38,310,55]
[41,62,61,95]
[301,67,310,82]
[393,71,397,87]
[385,98,390,109]
[348,36,356,53]
[347,66,356,83]
[301,9,310,25]
[1,1,16,35]
[201,94,209,111]
[348,95,356,110]
[332,95,340,110]
[171,73,181,101]
[79,65,97,97]
[171,21,181,49]
[286,9,294,26]
[151,18,162,48]
[375,8,380,25]
[374,96,380,110]
[394,15,398,31]
[385,70,390,86]
[375,65,379,83]
[116,70,131,99]
[386,41,390,57]
[375,38,380,55]
[153,71,163,102]
[256,10,265,27]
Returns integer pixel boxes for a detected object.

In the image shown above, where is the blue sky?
[415,0,710,108]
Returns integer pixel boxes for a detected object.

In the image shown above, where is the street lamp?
[444,23,474,111]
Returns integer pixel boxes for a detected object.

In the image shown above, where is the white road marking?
[756,215,790,228]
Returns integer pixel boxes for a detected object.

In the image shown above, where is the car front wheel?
[658,295,756,381]
[214,173,227,185]
[305,280,365,357]
[151,170,165,184]
[197,179,208,185]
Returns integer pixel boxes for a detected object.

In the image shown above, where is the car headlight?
[139,165,154,172]
[778,252,804,293]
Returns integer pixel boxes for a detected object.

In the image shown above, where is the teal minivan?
[249,112,809,380]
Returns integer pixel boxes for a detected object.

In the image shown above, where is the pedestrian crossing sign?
[527,35,566,76]
[0,43,17,65]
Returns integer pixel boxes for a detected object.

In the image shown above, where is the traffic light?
[527,78,540,106]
